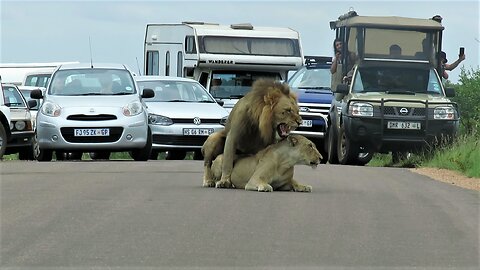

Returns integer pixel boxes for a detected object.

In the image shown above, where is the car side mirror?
[216,99,224,106]
[444,87,455,98]
[335,84,349,95]
[30,89,43,99]
[28,100,38,109]
[141,88,155,99]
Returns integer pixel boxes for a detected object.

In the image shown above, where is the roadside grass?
[369,133,480,178]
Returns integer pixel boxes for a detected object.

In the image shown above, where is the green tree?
[451,68,480,135]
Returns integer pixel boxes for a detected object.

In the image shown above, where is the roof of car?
[134,75,199,83]
[56,63,130,70]
[331,14,444,30]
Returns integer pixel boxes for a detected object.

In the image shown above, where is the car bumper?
[36,114,149,151]
[5,130,34,153]
[291,113,328,139]
[150,124,225,150]
[344,116,459,152]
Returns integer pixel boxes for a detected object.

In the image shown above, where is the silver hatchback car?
[31,63,154,161]
[135,76,228,160]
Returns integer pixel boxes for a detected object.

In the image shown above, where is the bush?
[449,68,480,134]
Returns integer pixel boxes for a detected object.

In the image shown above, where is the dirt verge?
[411,168,479,191]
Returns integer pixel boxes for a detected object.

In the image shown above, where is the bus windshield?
[210,71,281,99]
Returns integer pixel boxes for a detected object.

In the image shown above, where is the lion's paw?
[202,180,216,188]
[294,185,312,192]
[215,179,233,189]
[257,184,273,192]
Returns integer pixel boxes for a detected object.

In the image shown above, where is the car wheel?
[337,125,359,165]
[327,125,339,164]
[356,150,373,166]
[166,150,187,160]
[193,150,203,160]
[129,128,152,161]
[55,151,67,161]
[35,148,53,162]
[149,150,159,160]
[89,151,110,160]
[0,124,7,159]
[68,152,83,160]
[18,146,34,160]
[314,139,328,164]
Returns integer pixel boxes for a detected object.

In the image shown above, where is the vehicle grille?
[382,107,426,117]
[153,135,208,146]
[61,127,123,143]
[171,118,221,124]
[67,114,117,121]
[298,102,330,116]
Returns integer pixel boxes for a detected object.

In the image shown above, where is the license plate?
[74,128,110,136]
[387,121,421,130]
[183,128,214,136]
[300,120,313,127]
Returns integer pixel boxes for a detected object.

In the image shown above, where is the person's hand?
[459,54,466,61]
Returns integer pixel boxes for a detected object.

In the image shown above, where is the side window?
[185,36,196,54]
[199,72,209,88]
[177,51,183,77]
[146,51,159,75]
[165,51,170,76]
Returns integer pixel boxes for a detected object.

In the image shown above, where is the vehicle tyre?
[129,128,152,161]
[149,150,159,160]
[327,125,339,164]
[0,124,7,159]
[89,151,110,160]
[55,151,67,161]
[18,146,35,160]
[166,150,187,160]
[314,140,328,164]
[356,150,373,166]
[68,152,83,160]
[193,149,203,160]
[35,148,53,162]
[337,125,360,165]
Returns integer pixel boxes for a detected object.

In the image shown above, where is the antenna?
[136,57,142,75]
[89,36,93,68]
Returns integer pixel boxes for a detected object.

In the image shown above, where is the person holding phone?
[440,48,466,80]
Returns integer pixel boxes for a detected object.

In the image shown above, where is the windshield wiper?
[228,95,244,99]
[112,92,132,95]
[5,102,24,107]
[298,86,330,90]
[386,90,416,95]
[198,100,214,103]
[74,93,105,96]
[167,99,188,102]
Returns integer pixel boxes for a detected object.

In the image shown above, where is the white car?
[135,76,229,160]
[2,84,35,159]
[31,63,154,161]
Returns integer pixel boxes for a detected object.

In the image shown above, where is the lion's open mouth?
[277,123,291,138]
[309,160,319,168]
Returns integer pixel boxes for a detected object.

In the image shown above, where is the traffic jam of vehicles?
[0,11,459,165]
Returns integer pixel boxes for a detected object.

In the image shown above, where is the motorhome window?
[146,51,159,75]
[362,29,434,61]
[185,36,197,54]
[177,51,183,77]
[165,51,170,76]
[288,67,331,89]
[352,66,432,94]
[200,36,300,57]
[209,71,281,98]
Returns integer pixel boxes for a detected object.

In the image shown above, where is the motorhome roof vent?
[182,21,206,25]
[231,23,254,30]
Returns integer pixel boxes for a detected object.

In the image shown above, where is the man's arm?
[445,54,466,71]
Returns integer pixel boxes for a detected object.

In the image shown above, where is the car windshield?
[288,67,331,90]
[3,86,26,108]
[48,69,136,96]
[137,80,215,103]
[352,66,443,95]
[210,71,281,99]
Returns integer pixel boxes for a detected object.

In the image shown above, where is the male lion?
[202,79,302,188]
[210,135,321,192]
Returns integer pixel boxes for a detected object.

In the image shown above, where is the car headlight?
[148,114,173,126]
[434,106,455,120]
[123,101,143,116]
[220,116,228,126]
[15,121,26,131]
[41,101,61,117]
[349,102,373,117]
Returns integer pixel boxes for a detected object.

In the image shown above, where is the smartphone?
[459,47,465,57]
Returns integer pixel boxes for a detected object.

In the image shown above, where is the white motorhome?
[144,22,304,111]
[0,62,78,87]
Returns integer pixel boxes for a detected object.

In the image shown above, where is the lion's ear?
[288,136,298,146]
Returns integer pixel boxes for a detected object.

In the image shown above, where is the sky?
[1,0,479,83]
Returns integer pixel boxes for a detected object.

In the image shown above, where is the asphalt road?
[1,160,478,269]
